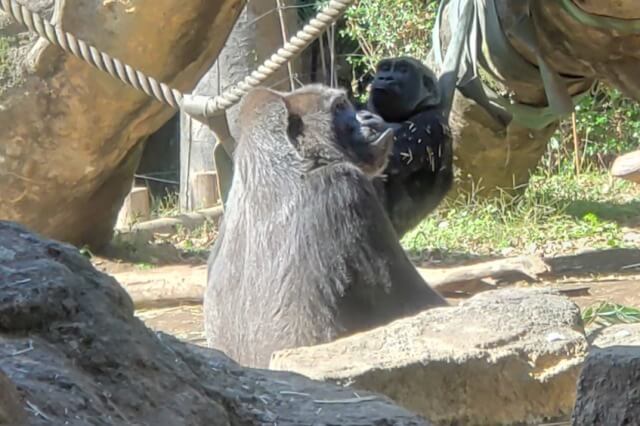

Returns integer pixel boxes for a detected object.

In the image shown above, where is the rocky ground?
[84,234,640,425]
[91,241,640,349]
[2,218,640,425]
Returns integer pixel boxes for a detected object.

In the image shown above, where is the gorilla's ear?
[283,90,321,117]
[282,90,321,152]
[285,113,305,150]
[422,74,441,107]
[239,87,306,153]
[239,87,288,132]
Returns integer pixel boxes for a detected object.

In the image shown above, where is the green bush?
[337,0,436,101]
[0,36,11,80]
[340,0,436,70]
[566,85,639,165]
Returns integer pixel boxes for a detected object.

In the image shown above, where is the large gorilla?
[204,84,447,368]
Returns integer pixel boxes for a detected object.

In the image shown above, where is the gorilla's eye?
[287,114,304,142]
[334,98,350,113]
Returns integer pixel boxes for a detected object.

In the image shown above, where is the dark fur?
[204,84,447,368]
[358,56,454,237]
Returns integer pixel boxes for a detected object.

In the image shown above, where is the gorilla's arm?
[356,110,403,132]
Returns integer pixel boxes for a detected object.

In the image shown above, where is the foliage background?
[318,0,640,169]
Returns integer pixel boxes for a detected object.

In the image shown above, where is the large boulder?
[574,0,639,18]
[446,90,557,197]
[611,149,640,184]
[271,288,589,425]
[0,220,430,425]
[571,324,640,426]
[431,0,640,195]
[0,0,244,249]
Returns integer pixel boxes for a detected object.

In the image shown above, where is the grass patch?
[150,190,180,218]
[402,164,639,258]
[0,37,8,63]
[147,190,218,255]
[170,221,219,256]
[582,302,640,327]
[135,262,155,270]
[107,189,219,264]
[0,36,13,84]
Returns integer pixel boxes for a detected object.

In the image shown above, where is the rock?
[0,370,27,426]
[0,220,430,425]
[611,150,640,184]
[271,288,589,425]
[622,231,640,244]
[574,0,640,18]
[588,324,640,347]
[446,87,557,198]
[0,0,244,249]
[571,324,640,426]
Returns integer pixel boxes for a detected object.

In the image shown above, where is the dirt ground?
[90,238,640,348]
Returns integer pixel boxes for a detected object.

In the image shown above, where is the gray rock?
[0,220,430,425]
[571,324,640,426]
[271,288,589,425]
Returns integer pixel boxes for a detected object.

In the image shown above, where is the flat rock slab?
[271,288,589,425]
[572,324,640,426]
[0,221,429,426]
[611,150,640,184]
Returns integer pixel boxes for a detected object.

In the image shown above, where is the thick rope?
[0,0,183,108]
[0,0,354,115]
[197,0,354,116]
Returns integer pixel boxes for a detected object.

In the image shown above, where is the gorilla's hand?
[356,110,401,141]
[357,110,387,131]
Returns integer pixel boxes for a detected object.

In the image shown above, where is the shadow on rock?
[544,247,640,278]
[562,199,640,227]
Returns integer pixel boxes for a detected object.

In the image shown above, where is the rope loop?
[0,0,355,116]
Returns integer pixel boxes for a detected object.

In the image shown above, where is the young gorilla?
[204,84,447,368]
[357,56,454,238]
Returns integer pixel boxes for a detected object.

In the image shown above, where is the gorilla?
[357,56,454,237]
[204,84,447,368]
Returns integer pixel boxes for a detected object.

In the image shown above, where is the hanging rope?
[0,0,183,108]
[183,0,355,118]
[0,0,355,115]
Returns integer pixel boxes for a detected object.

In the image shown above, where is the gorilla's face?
[369,57,439,122]
[270,85,393,177]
